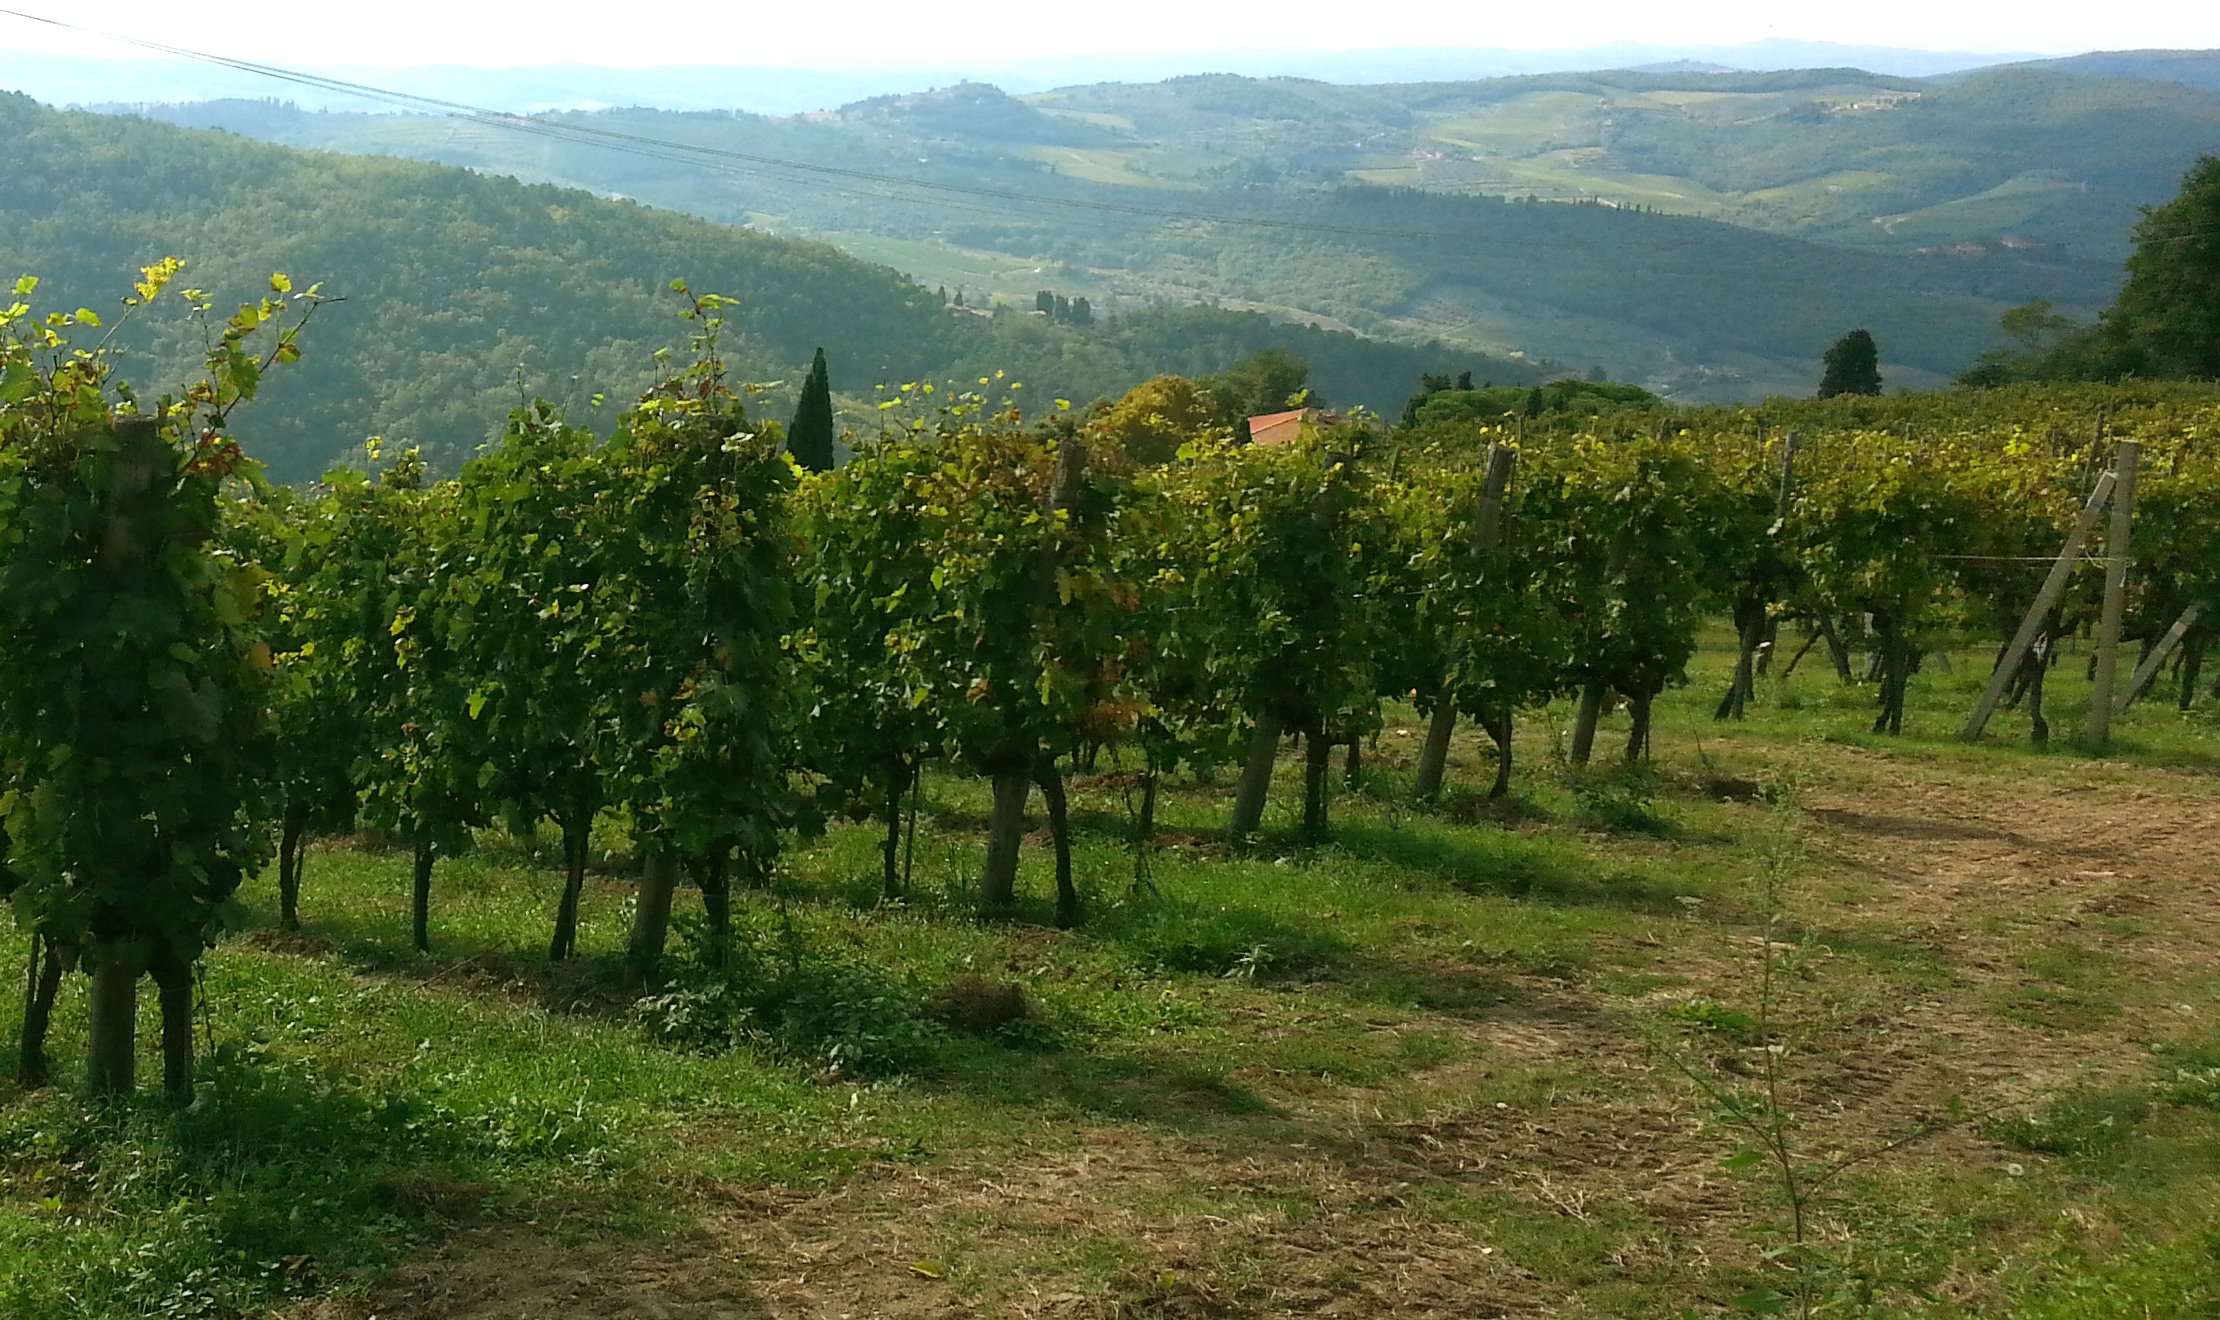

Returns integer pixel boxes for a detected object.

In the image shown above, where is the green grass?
[1,622,2216,1316]
[1019,145,1175,189]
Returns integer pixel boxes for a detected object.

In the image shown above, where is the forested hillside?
[0,93,1531,480]
[2003,48,2220,92]
[113,61,2216,396]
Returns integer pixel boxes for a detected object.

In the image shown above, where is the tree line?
[1965,155,2220,385]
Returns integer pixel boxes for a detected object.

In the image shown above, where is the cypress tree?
[789,347,836,473]
[1817,329,1883,397]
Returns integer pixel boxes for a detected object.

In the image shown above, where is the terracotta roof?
[1246,408,1312,446]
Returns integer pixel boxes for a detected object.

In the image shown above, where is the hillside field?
[2,629,2215,1318]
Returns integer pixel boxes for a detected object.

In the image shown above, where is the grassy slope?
[1,631,2216,1317]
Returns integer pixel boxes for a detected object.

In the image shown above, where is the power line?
[0,6,1789,251]
[12,6,2201,265]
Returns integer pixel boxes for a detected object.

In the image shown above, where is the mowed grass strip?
[0,629,2216,1316]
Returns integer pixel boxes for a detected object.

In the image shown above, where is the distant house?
[1245,407,1335,446]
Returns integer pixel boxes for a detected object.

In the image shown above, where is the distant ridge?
[14,50,2201,417]
[0,38,2047,115]
[1995,48,2220,92]
[0,92,1536,480]
[1622,61,1743,75]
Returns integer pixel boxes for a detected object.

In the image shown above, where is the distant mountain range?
[1998,48,2220,91]
[61,55,2220,400]
[0,39,2099,116]
[5,48,2214,434]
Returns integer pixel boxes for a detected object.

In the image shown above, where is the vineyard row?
[3,276,2217,1098]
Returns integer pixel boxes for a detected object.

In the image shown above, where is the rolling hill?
[2002,49,2220,93]
[99,61,2201,398]
[2,40,2051,115]
[0,93,1539,481]
[91,57,2220,397]
[1017,64,2218,260]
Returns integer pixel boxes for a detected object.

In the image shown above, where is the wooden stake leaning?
[2116,601,2204,714]
[1961,469,2116,742]
[2086,441,2140,749]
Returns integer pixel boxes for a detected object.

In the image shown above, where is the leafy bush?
[1109,899,1344,980]
[634,919,946,1077]
[1568,763,1670,835]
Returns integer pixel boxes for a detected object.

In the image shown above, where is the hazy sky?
[1,0,2215,68]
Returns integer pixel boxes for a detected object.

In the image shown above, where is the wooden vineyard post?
[626,851,682,982]
[1719,433,1800,721]
[1231,445,1353,841]
[2116,601,2203,714]
[1570,520,1635,766]
[1414,699,1458,800]
[979,772,1030,910]
[1414,443,1515,800]
[1227,714,1283,840]
[85,948,144,1098]
[2087,441,2140,749]
[980,439,1087,907]
[1302,447,1355,839]
[1962,469,2116,742]
[154,954,195,1104]
[1040,440,1087,927]
[16,937,63,1088]
[82,421,164,1098]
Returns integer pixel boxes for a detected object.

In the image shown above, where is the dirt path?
[297,750,2220,1318]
